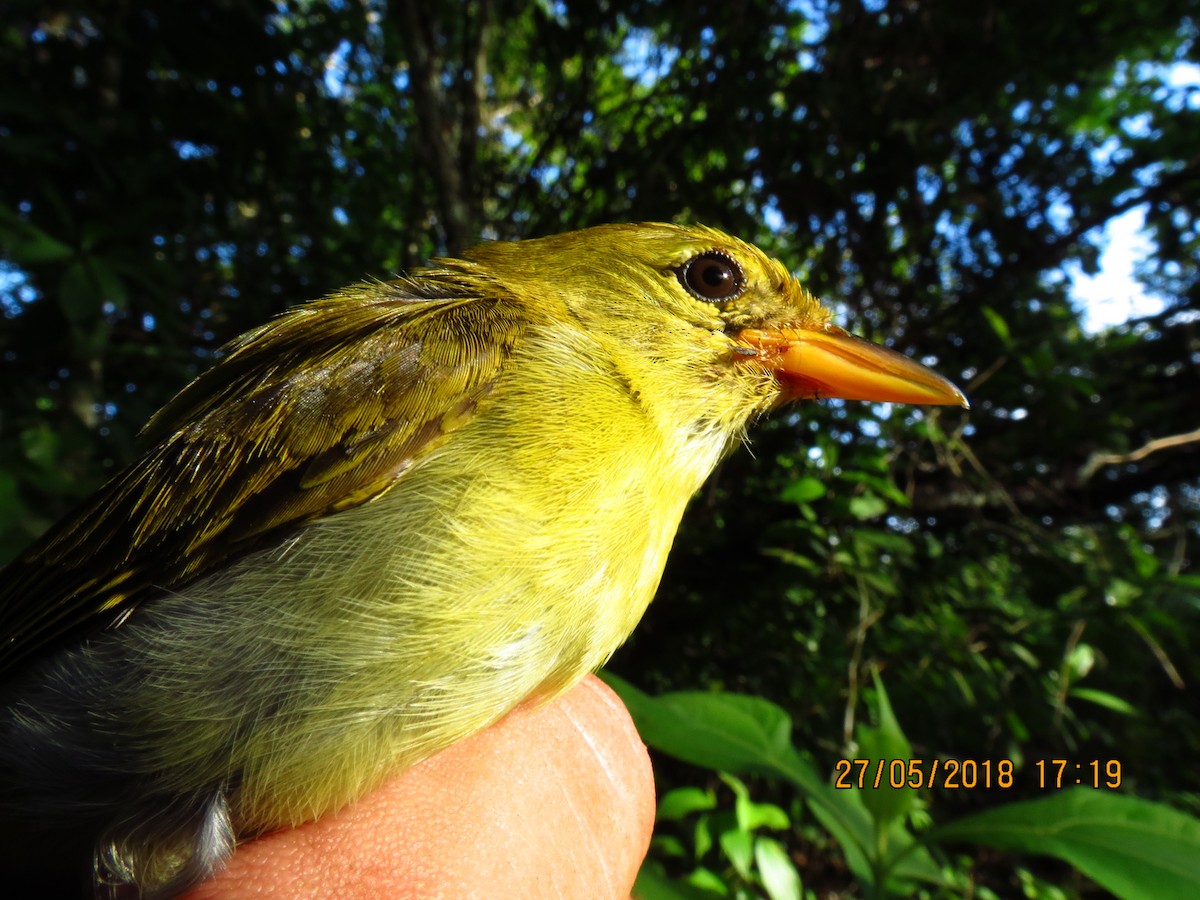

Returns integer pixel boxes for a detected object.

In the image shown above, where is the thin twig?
[1078,427,1200,482]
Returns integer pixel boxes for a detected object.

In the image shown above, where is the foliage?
[606,672,1200,900]
[2,1,1197,896]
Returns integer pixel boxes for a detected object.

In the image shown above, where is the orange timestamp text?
[834,758,1016,790]
[833,758,1123,790]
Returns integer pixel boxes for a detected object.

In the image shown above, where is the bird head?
[455,223,968,421]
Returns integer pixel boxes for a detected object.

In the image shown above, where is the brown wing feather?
[0,272,525,672]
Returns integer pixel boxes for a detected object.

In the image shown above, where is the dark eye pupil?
[699,262,730,288]
[680,252,743,301]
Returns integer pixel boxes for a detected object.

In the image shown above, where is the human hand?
[184,675,654,899]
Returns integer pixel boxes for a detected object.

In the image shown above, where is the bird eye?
[677,251,744,302]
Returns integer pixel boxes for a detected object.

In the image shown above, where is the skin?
[185,677,653,900]
[0,224,965,895]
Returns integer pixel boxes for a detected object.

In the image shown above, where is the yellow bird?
[0,223,966,896]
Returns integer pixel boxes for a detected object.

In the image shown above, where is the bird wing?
[0,274,526,672]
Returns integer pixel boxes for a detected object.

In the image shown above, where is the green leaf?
[851,528,916,557]
[755,836,803,900]
[1124,534,1160,579]
[687,867,729,893]
[1065,643,1096,679]
[848,493,888,520]
[694,814,714,859]
[20,425,59,469]
[1008,642,1041,671]
[718,827,754,879]
[634,865,726,899]
[658,786,718,821]
[650,834,688,858]
[781,476,825,504]
[761,547,821,573]
[934,789,1200,900]
[1104,578,1141,607]
[742,801,790,832]
[856,671,917,828]
[1068,687,1136,716]
[981,305,1013,346]
[602,674,942,889]
[840,471,911,506]
[717,773,790,832]
[0,220,73,263]
[602,675,796,775]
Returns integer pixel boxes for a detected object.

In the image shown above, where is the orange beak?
[736,324,969,408]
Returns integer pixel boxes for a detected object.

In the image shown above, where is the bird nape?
[0,222,967,897]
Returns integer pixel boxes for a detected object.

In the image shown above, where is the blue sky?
[1068,59,1198,332]
[1068,206,1165,332]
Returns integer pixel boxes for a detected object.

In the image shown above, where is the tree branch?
[1078,427,1200,483]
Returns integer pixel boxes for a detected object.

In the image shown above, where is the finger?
[185,674,655,899]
